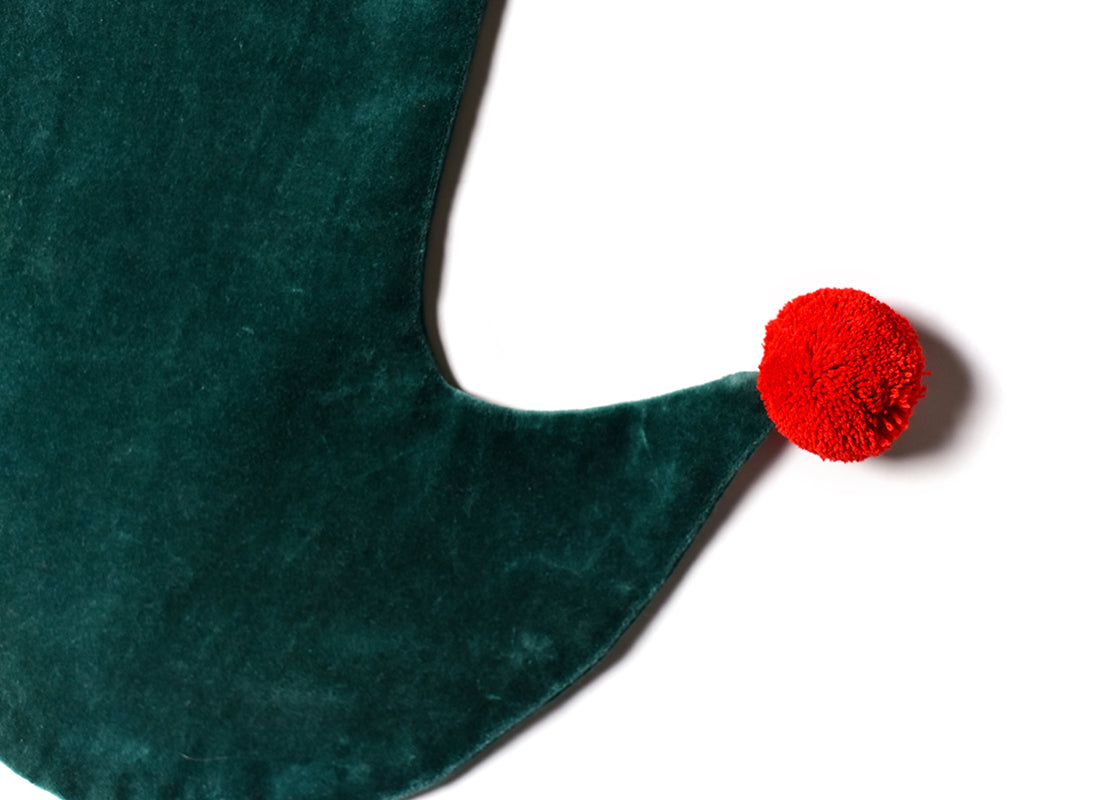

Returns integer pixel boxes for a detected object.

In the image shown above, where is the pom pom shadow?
[883,314,975,460]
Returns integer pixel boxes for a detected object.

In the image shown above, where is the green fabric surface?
[0,2,774,799]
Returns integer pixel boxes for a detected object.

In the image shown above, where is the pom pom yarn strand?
[757,288,926,462]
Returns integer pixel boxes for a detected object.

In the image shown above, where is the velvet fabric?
[0,2,774,799]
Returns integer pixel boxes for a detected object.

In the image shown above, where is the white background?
[5,1,1119,798]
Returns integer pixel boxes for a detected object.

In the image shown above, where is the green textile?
[0,2,773,798]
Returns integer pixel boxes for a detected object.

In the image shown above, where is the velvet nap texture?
[0,2,774,799]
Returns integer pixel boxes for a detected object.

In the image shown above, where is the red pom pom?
[757,288,926,462]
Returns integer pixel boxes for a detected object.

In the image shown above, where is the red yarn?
[757,288,926,462]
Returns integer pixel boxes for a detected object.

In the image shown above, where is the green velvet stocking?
[0,2,773,799]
